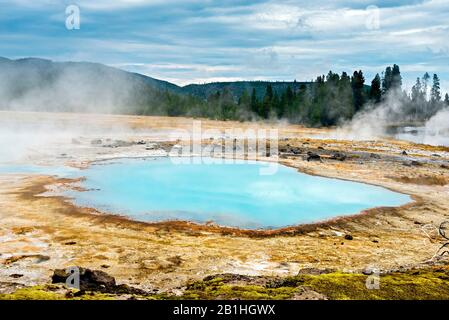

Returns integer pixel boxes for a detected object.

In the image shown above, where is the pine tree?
[411,77,422,102]
[295,84,308,122]
[369,74,382,103]
[220,88,236,120]
[284,86,294,117]
[250,88,258,115]
[310,79,324,126]
[445,93,449,106]
[261,85,273,118]
[237,89,251,119]
[431,73,441,102]
[339,72,354,119]
[238,89,250,107]
[272,92,280,118]
[286,86,294,105]
[391,64,402,90]
[352,70,365,112]
[279,90,287,118]
[382,66,393,94]
[422,72,430,100]
[411,77,427,120]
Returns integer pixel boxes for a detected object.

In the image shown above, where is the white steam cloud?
[334,90,449,147]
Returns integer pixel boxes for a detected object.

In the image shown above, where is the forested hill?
[182,81,310,100]
[0,57,309,101]
[0,57,447,126]
[0,57,184,114]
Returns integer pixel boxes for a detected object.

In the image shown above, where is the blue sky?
[0,0,448,94]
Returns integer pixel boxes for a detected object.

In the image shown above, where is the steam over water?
[389,126,449,147]
[332,91,449,147]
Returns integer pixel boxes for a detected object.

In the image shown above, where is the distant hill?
[0,57,314,113]
[182,81,311,100]
[0,57,378,126]
[0,57,189,114]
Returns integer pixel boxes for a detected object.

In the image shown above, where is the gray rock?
[344,234,353,240]
[52,267,147,295]
[306,152,321,162]
[330,152,347,161]
[90,139,102,145]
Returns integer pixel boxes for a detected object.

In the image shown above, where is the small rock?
[362,268,374,275]
[52,267,116,292]
[411,160,422,166]
[402,162,412,167]
[52,267,147,295]
[64,241,77,245]
[330,152,347,161]
[91,139,103,145]
[402,151,408,155]
[105,140,134,148]
[73,290,86,297]
[344,234,353,240]
[145,143,159,150]
[306,152,321,162]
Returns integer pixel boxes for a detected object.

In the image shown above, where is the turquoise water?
[0,164,78,176]
[64,157,410,229]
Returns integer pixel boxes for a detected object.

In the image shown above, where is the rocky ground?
[1,111,449,300]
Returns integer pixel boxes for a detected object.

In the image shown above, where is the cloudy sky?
[0,0,448,93]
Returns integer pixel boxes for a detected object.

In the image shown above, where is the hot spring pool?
[61,157,410,229]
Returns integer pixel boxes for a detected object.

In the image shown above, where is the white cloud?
[2,0,448,93]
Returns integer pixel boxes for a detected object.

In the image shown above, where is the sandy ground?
[1,111,449,294]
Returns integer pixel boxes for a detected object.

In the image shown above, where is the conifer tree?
[369,73,382,103]
[352,70,365,112]
[431,73,441,102]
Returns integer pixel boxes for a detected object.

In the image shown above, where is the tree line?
[136,64,448,126]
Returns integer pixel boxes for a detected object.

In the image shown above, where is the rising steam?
[335,90,449,146]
